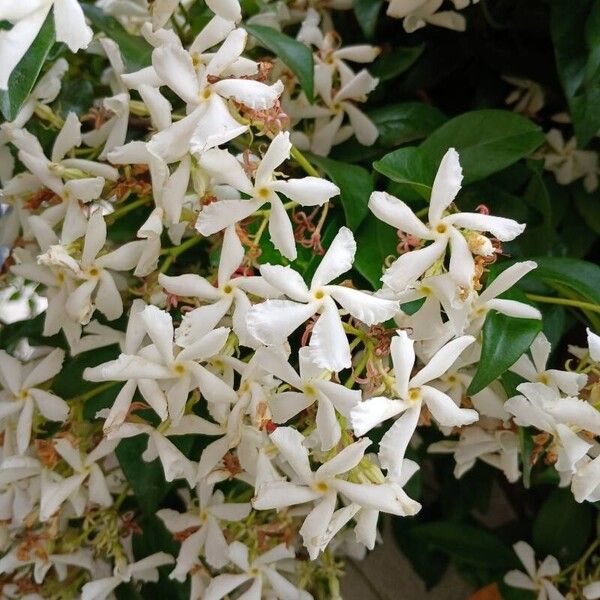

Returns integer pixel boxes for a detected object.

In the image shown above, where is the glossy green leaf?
[370,45,424,80]
[533,488,594,563]
[373,146,435,199]
[420,110,545,184]
[83,5,152,72]
[116,435,175,515]
[0,14,55,121]
[353,0,383,38]
[411,521,516,570]
[354,213,399,289]
[310,154,373,229]
[369,102,447,147]
[551,0,600,147]
[467,311,542,395]
[245,24,314,101]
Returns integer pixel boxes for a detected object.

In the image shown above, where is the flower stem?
[71,381,120,403]
[159,235,203,273]
[291,146,320,178]
[106,196,151,224]
[525,294,600,314]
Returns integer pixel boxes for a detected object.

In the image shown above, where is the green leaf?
[373,146,435,199]
[82,6,152,72]
[354,213,398,289]
[368,102,447,147]
[309,155,373,229]
[51,345,121,398]
[532,257,600,304]
[0,14,55,121]
[467,311,542,395]
[370,45,424,81]
[116,435,175,515]
[353,0,383,38]
[420,110,545,184]
[411,521,516,570]
[245,24,314,101]
[392,517,449,590]
[551,0,600,147]
[533,488,594,563]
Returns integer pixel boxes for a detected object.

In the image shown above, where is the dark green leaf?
[370,45,424,81]
[392,517,449,590]
[83,6,152,72]
[0,14,55,121]
[369,102,447,147]
[310,154,373,229]
[420,110,545,184]
[51,346,121,398]
[533,488,594,563]
[411,521,517,570]
[467,311,542,395]
[116,435,174,515]
[373,146,435,199]
[354,213,398,289]
[353,0,383,38]
[245,24,314,101]
[132,513,188,600]
[551,0,600,147]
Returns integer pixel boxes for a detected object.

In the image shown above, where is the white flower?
[544,129,598,192]
[0,0,92,90]
[85,305,234,425]
[504,541,564,600]
[505,382,592,474]
[205,541,312,600]
[368,149,526,291]
[587,328,600,362]
[386,0,467,33]
[258,346,360,450]
[503,75,545,117]
[0,546,93,586]
[147,28,283,161]
[196,132,340,259]
[39,437,118,521]
[8,114,118,243]
[288,68,379,156]
[0,348,67,455]
[247,227,398,371]
[81,553,174,600]
[583,581,600,599]
[429,426,520,482]
[108,421,198,486]
[159,226,280,347]
[350,330,478,476]
[0,455,42,527]
[253,427,420,559]
[158,480,250,577]
[510,333,587,396]
[40,209,145,325]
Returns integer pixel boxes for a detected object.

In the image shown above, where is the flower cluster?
[0,1,599,599]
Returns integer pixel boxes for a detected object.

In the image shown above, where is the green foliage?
[467,311,542,395]
[532,489,595,564]
[551,0,600,147]
[245,24,315,101]
[310,154,373,229]
[82,5,153,72]
[0,13,55,121]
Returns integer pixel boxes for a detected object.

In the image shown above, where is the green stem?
[526,294,600,314]
[291,146,320,178]
[106,196,151,224]
[159,235,203,273]
[71,381,120,403]
[345,344,371,388]
[415,206,428,219]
